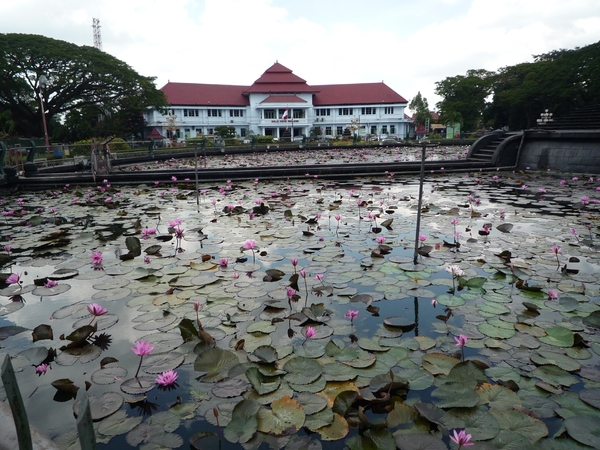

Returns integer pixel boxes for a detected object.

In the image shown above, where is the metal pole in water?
[413,142,426,264]
[195,143,199,207]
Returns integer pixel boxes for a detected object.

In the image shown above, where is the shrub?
[256,135,274,144]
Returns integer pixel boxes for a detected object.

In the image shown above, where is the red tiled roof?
[312,83,407,106]
[161,82,249,106]
[260,94,307,104]
[146,127,165,139]
[244,62,317,94]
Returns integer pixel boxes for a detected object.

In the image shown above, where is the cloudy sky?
[2,0,600,111]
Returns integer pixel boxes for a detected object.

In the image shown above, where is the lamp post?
[38,75,51,154]
[536,109,553,126]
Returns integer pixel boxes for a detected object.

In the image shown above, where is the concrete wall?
[517,130,600,174]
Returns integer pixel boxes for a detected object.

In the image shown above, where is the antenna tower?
[92,18,102,50]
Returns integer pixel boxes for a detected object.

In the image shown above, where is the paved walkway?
[0,401,59,450]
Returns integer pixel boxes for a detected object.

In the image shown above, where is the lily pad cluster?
[0,158,599,450]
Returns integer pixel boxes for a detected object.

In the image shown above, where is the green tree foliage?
[0,33,167,141]
[214,126,236,138]
[489,42,600,129]
[409,92,430,126]
[435,69,495,132]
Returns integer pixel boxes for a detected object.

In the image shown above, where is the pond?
[1,161,600,450]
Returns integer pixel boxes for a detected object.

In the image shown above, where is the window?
[240,128,247,137]
[382,125,388,134]
[336,126,343,136]
[384,107,394,114]
[229,109,244,117]
[361,107,375,115]
[325,126,332,135]
[338,108,353,116]
[264,109,275,119]
[293,110,305,119]
[371,125,377,135]
[208,109,222,117]
[183,109,199,117]
[390,125,396,134]
[315,108,330,116]
[208,128,214,135]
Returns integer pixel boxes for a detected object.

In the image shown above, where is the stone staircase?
[537,104,600,130]
[468,133,509,162]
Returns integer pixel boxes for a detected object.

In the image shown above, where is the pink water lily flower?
[449,429,474,448]
[6,273,20,285]
[44,280,58,288]
[131,340,154,356]
[91,251,103,265]
[305,326,316,339]
[35,363,50,376]
[344,310,359,321]
[87,303,108,317]
[243,239,256,250]
[454,334,469,347]
[155,370,178,387]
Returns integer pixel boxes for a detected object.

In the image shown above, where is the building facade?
[144,62,411,141]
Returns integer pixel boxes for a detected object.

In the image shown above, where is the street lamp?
[536,109,553,126]
[38,75,51,154]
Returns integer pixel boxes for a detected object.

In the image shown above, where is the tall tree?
[435,69,495,131]
[409,92,430,127]
[0,33,166,140]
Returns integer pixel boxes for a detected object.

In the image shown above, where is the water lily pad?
[315,412,348,441]
[245,367,281,395]
[476,383,521,410]
[140,352,184,374]
[538,327,574,347]
[224,399,260,443]
[441,405,500,440]
[257,395,305,435]
[91,367,128,385]
[32,283,71,297]
[296,392,328,415]
[194,347,239,382]
[97,410,143,436]
[284,356,323,385]
[73,392,124,420]
[422,353,460,375]
[489,409,548,444]
[395,433,447,450]
[564,415,600,448]
[55,344,102,366]
[120,376,156,395]
[477,322,516,339]
[579,388,600,409]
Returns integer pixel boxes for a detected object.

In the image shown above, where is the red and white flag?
[281,109,289,120]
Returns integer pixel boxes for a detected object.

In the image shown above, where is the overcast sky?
[2,0,600,111]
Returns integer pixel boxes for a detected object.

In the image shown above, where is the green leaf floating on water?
[224,399,261,444]
[257,395,305,435]
[539,327,574,347]
[193,348,239,382]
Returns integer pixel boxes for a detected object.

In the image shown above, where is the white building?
[144,62,411,141]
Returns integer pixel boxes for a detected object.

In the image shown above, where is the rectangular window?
[208,109,222,117]
[208,128,214,135]
[382,126,388,134]
[336,126,343,135]
[338,108,353,116]
[390,125,396,134]
[315,108,330,116]
[184,109,199,117]
[361,107,375,115]
[229,109,244,117]
[371,125,377,135]
[384,107,394,114]
[240,128,247,137]
[264,109,275,119]
[293,110,305,119]
[325,126,332,135]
